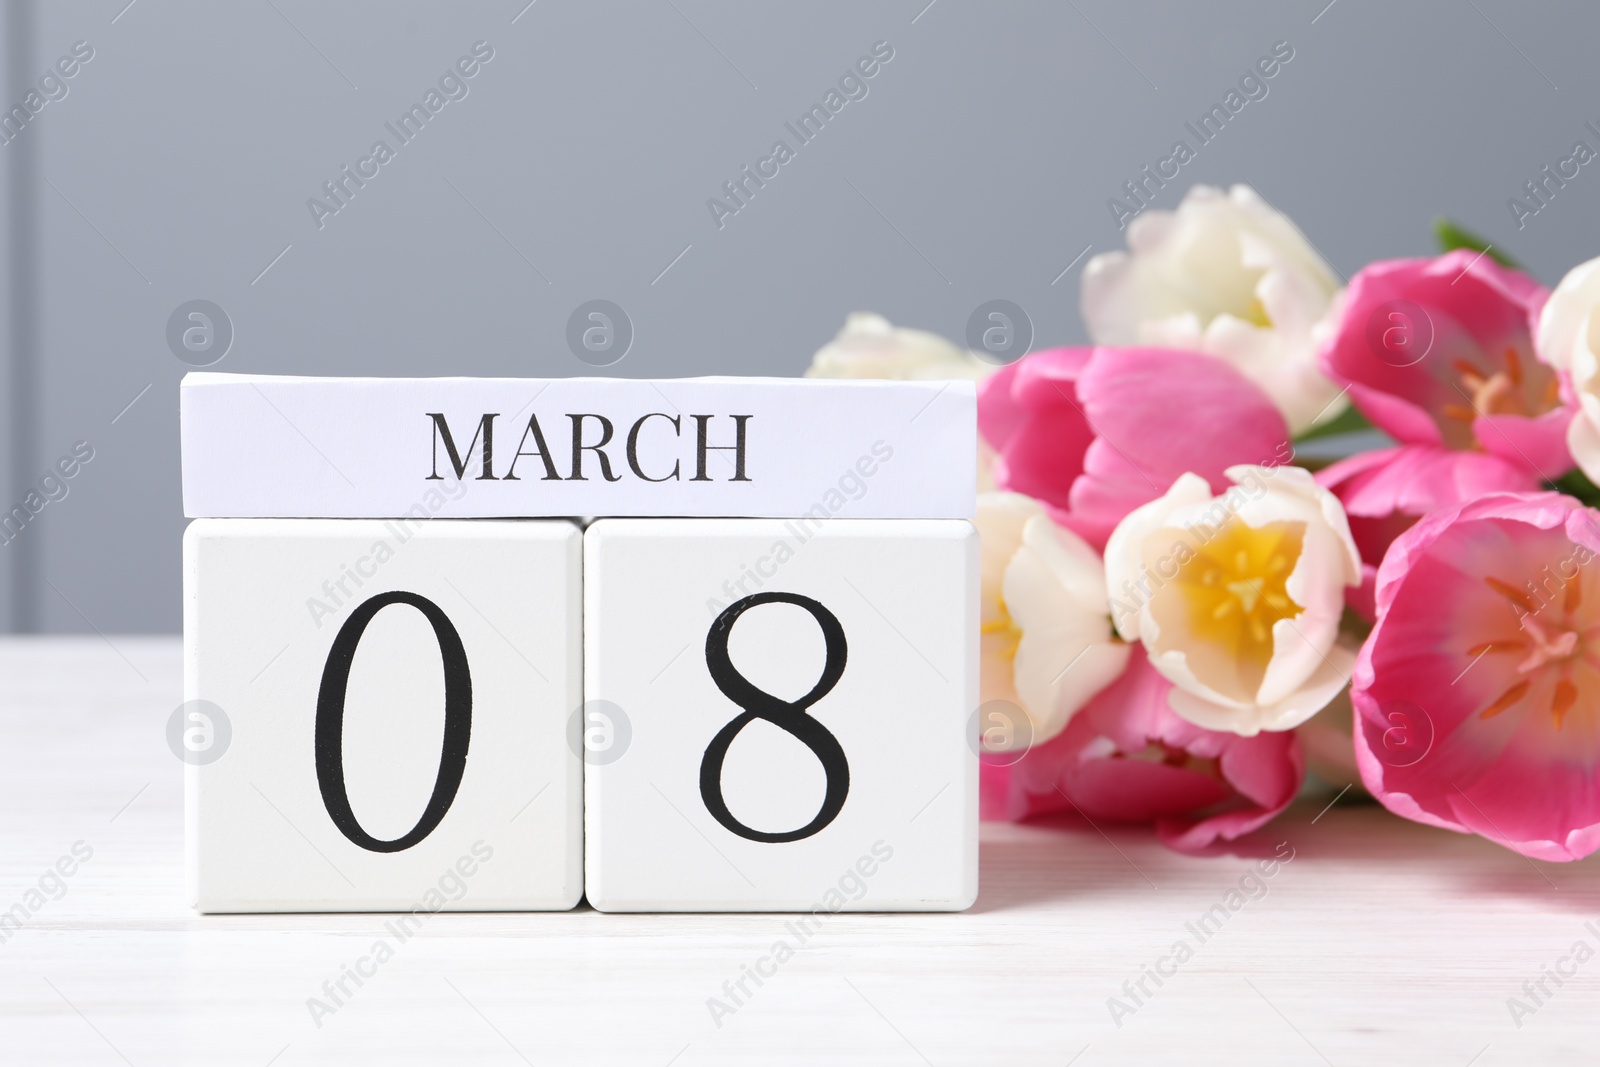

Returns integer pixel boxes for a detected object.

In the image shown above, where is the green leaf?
[1433,218,1522,271]
[1295,401,1371,443]
[1547,467,1600,508]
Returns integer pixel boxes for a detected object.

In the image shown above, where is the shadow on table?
[970,810,1170,913]
[1264,800,1600,911]
[972,800,1600,914]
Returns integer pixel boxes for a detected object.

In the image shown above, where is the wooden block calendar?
[584,519,977,912]
[180,374,978,913]
[184,519,583,912]
[179,373,975,519]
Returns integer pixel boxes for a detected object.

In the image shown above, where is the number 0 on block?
[183,519,582,913]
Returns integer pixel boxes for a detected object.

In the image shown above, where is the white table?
[1,638,1591,1065]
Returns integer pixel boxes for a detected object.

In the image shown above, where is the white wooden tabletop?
[1,638,1593,1066]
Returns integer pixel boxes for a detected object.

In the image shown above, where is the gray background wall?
[2,0,1597,633]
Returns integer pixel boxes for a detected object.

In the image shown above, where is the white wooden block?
[180,373,976,520]
[183,519,582,912]
[584,519,977,912]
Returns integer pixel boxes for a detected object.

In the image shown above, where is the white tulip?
[977,493,1129,749]
[1082,184,1345,435]
[1103,465,1361,735]
[1537,254,1600,482]
[804,312,993,381]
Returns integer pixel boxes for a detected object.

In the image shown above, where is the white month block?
[584,519,978,912]
[183,518,582,912]
[180,373,976,520]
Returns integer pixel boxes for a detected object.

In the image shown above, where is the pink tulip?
[978,346,1291,548]
[1316,444,1540,619]
[1317,250,1569,485]
[1353,491,1600,861]
[1314,251,1571,618]
[981,647,1304,852]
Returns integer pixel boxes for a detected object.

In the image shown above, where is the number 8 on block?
[183,519,583,912]
[583,519,978,912]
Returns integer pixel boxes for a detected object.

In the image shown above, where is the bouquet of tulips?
[807,184,1600,861]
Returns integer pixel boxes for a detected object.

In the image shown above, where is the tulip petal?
[980,647,1304,854]
[1069,348,1290,545]
[1353,491,1600,861]
[1318,251,1568,471]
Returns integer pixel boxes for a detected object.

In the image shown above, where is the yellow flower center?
[1172,518,1306,679]
[1241,295,1272,329]
[982,594,1023,663]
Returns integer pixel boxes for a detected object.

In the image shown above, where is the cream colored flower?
[805,312,993,381]
[1103,465,1361,736]
[1082,184,1344,435]
[978,492,1128,750]
[1538,254,1600,482]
